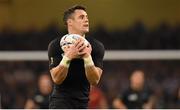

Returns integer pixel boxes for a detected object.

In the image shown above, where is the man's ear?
[67,19,72,26]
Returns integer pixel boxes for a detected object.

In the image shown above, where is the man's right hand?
[64,38,86,59]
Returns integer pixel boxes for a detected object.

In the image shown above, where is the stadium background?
[0,0,180,108]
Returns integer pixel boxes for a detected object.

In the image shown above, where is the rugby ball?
[60,34,89,51]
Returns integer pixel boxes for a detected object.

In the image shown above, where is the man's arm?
[142,95,156,109]
[50,56,70,85]
[112,90,127,109]
[24,99,38,109]
[112,98,127,109]
[80,43,104,85]
[49,39,85,85]
[84,56,102,85]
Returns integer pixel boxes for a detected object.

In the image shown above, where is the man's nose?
[85,18,88,22]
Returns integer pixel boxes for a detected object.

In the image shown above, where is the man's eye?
[79,16,84,19]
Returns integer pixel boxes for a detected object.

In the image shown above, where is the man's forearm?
[113,99,127,109]
[50,65,68,85]
[85,67,101,85]
[143,96,156,109]
[50,56,71,85]
[83,55,102,85]
[85,66,102,85]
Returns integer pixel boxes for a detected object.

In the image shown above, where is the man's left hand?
[78,43,92,58]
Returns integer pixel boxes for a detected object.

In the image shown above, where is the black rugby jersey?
[118,87,153,109]
[31,90,49,109]
[48,36,104,102]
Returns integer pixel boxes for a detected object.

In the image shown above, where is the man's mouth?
[83,24,89,27]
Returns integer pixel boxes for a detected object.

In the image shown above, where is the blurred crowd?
[0,60,179,108]
[101,61,180,108]
[0,22,180,108]
[0,21,180,50]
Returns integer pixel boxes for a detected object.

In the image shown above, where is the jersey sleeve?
[92,40,105,69]
[48,39,63,70]
[143,88,154,103]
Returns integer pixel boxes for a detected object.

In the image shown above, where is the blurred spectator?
[1,72,16,108]
[24,73,52,109]
[1,21,180,50]
[88,86,108,109]
[1,21,180,108]
[172,87,180,108]
[112,70,156,109]
[176,87,180,108]
[0,60,179,108]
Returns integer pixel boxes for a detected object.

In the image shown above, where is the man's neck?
[68,32,85,37]
[68,29,85,37]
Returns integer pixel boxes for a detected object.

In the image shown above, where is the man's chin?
[84,29,89,33]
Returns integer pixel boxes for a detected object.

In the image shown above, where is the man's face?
[68,9,89,34]
[38,75,52,95]
[130,70,145,90]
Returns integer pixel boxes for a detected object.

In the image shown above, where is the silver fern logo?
[50,57,54,65]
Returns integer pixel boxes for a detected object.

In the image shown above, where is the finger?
[87,43,91,48]
[78,44,86,51]
[78,51,86,55]
[76,40,84,49]
[74,39,81,47]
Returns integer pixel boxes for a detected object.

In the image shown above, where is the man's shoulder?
[86,36,104,50]
[48,37,60,48]
[48,37,61,50]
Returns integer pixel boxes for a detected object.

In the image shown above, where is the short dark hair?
[63,5,86,25]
